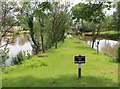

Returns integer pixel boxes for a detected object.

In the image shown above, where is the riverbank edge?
[84,33,120,41]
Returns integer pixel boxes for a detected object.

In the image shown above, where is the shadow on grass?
[2,74,118,87]
[74,42,81,44]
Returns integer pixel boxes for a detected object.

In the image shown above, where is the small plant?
[0,48,9,67]
[26,51,31,59]
[11,51,26,65]
[11,51,32,65]
[11,57,21,65]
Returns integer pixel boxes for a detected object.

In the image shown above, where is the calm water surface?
[83,36,118,59]
[1,34,32,66]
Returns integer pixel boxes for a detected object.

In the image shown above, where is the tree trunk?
[92,24,100,49]
[80,19,84,36]
[40,31,45,53]
[92,38,95,48]
[52,19,58,49]
[118,30,120,41]
[55,42,57,49]
[38,18,45,53]
[28,16,40,54]
[81,19,84,27]
[36,46,40,55]
[91,31,96,48]
[54,33,58,49]
[30,34,40,55]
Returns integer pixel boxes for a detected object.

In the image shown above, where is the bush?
[26,51,31,59]
[11,51,32,65]
[11,51,26,65]
[117,44,120,62]
[0,48,9,67]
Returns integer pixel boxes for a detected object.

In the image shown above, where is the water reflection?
[83,36,118,58]
[1,34,32,66]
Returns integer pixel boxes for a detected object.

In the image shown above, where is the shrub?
[11,51,32,65]
[117,44,120,62]
[0,48,9,67]
[11,51,26,65]
[26,51,31,59]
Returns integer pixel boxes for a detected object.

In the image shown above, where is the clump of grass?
[22,59,47,68]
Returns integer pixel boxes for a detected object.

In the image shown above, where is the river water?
[1,34,32,66]
[83,36,119,59]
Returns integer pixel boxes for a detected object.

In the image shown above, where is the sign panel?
[74,55,85,64]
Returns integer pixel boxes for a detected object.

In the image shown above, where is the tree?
[50,2,70,49]
[0,1,18,42]
[72,1,105,48]
[71,3,91,34]
[16,1,70,54]
[16,1,43,54]
[88,2,105,48]
[113,1,120,39]
[102,15,114,31]
[0,1,19,65]
[34,2,52,53]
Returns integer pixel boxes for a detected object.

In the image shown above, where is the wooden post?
[78,64,82,78]
[74,55,85,79]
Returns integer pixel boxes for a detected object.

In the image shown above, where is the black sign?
[74,55,85,64]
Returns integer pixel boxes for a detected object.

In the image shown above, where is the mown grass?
[84,30,119,40]
[100,31,118,35]
[2,37,118,87]
[84,31,118,35]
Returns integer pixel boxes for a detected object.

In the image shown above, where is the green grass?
[100,31,118,35]
[2,37,118,87]
[85,31,118,35]
[11,30,28,36]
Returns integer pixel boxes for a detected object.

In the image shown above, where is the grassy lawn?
[85,31,118,35]
[2,37,118,87]
[100,31,118,35]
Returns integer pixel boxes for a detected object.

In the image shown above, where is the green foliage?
[2,38,118,87]
[11,51,27,65]
[0,48,9,66]
[102,16,114,31]
[113,1,120,37]
[26,51,31,59]
[71,3,90,21]
[71,2,105,23]
[14,1,70,54]
[49,2,70,49]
